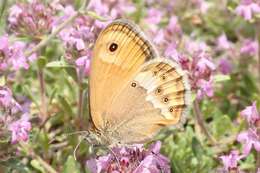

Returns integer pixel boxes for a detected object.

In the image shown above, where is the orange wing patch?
[134,59,191,125]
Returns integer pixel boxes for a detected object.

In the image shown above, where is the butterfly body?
[87,20,191,147]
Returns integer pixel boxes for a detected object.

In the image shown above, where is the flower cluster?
[55,0,135,75]
[0,35,37,74]
[146,12,216,99]
[86,141,170,173]
[235,0,260,20]
[0,86,31,144]
[8,1,57,41]
[218,102,260,172]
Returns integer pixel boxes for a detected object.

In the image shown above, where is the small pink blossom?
[9,113,31,144]
[235,0,260,20]
[145,8,163,25]
[237,128,260,155]
[75,54,91,75]
[196,0,210,14]
[216,32,230,51]
[153,29,165,45]
[217,150,244,172]
[241,38,258,56]
[218,57,232,75]
[197,76,214,99]
[241,101,259,125]
[0,34,36,72]
[86,141,170,173]
[166,15,182,34]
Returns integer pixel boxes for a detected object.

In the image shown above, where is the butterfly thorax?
[86,125,120,147]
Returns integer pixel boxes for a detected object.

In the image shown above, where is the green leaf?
[23,85,40,109]
[0,0,7,21]
[62,156,81,173]
[49,87,57,105]
[191,137,204,159]
[214,74,230,83]
[39,130,50,153]
[215,115,232,137]
[49,113,65,126]
[37,56,48,70]
[0,75,5,86]
[46,61,72,68]
[0,158,29,171]
[58,95,74,117]
[85,11,110,21]
[64,67,78,82]
[30,159,45,173]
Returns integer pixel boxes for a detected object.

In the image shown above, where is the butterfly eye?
[109,43,118,52]
[131,82,137,87]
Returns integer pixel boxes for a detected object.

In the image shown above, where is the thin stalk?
[193,99,217,145]
[38,69,47,122]
[254,20,260,173]
[76,67,84,130]
[19,140,58,173]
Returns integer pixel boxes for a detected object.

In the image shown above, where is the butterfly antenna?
[48,131,89,144]
[73,134,89,161]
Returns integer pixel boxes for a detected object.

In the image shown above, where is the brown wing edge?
[137,57,192,129]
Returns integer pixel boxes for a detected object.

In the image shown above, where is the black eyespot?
[131,82,136,87]
[109,43,118,52]
[169,107,173,112]
[164,97,168,102]
[162,75,166,80]
[157,88,161,93]
[153,71,157,75]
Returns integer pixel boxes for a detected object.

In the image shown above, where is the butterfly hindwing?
[103,58,191,144]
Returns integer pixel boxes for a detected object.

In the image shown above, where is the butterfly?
[86,19,191,147]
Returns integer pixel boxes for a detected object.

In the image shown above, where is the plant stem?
[38,69,47,122]
[19,140,58,173]
[193,99,217,145]
[76,67,84,130]
[254,20,260,173]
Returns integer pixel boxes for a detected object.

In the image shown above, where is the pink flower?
[8,2,57,37]
[9,113,31,144]
[240,101,259,125]
[153,29,165,45]
[86,141,170,173]
[241,38,258,56]
[218,57,232,75]
[237,128,260,155]
[164,41,180,61]
[216,32,230,51]
[194,52,216,77]
[197,76,214,99]
[0,34,35,72]
[217,150,244,172]
[75,54,91,75]
[166,15,182,34]
[196,0,210,14]
[145,8,163,25]
[235,0,260,20]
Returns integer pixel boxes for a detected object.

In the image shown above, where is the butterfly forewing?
[89,20,159,130]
